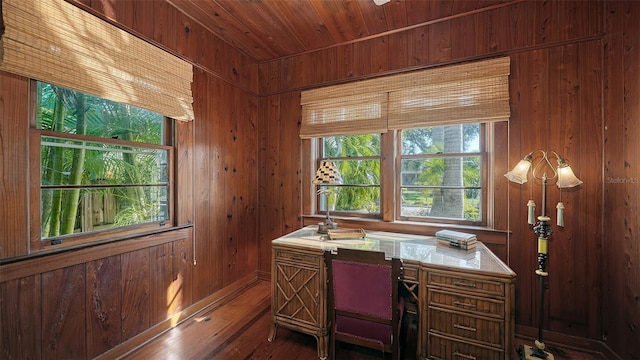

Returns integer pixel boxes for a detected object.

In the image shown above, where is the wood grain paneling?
[0,275,41,359]
[121,249,151,341]
[603,1,640,358]
[42,264,86,359]
[150,243,173,324]
[86,255,122,358]
[173,237,194,312]
[0,72,29,259]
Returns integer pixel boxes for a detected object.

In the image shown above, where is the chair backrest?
[325,248,403,359]
[331,249,393,320]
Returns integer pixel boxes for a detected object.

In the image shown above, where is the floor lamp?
[505,150,583,360]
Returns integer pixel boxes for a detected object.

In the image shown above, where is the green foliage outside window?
[37,82,170,239]
[401,124,482,222]
[321,134,381,215]
[319,124,483,223]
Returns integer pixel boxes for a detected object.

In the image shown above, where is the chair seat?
[335,316,393,345]
[335,297,405,346]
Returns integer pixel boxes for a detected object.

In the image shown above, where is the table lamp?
[313,161,342,233]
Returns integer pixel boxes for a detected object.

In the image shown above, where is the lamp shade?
[313,161,343,185]
[505,159,532,184]
[556,165,582,188]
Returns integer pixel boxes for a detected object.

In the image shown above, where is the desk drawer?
[427,333,503,360]
[428,271,505,297]
[402,264,419,282]
[428,289,504,318]
[274,249,320,267]
[428,308,504,348]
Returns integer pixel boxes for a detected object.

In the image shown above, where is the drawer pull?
[454,323,477,332]
[453,281,477,288]
[454,351,476,360]
[453,300,476,309]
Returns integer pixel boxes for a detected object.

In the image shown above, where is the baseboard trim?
[516,325,622,360]
[96,272,261,360]
[256,269,270,281]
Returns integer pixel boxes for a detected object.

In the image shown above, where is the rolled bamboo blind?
[0,0,194,121]
[300,57,510,137]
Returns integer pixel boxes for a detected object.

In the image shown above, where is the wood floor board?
[122,280,609,360]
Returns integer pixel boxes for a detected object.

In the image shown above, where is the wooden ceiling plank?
[168,0,279,60]
[268,0,336,52]
[356,0,391,35]
[215,0,307,57]
[310,0,371,43]
[382,0,408,30]
[405,0,432,26]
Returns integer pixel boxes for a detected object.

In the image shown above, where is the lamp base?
[317,219,338,234]
[518,344,555,360]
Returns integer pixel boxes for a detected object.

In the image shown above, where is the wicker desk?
[268,226,516,360]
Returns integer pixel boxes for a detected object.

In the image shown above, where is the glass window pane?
[333,159,380,186]
[401,156,481,187]
[402,124,480,155]
[41,185,169,239]
[318,185,380,215]
[37,82,164,145]
[400,187,480,221]
[318,133,381,217]
[399,123,483,223]
[37,81,171,243]
[41,136,169,186]
[322,134,381,157]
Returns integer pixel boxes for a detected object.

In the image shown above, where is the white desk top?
[273,225,515,277]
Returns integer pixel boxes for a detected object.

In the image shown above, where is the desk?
[268,226,516,360]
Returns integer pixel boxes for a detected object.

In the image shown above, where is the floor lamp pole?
[521,175,555,360]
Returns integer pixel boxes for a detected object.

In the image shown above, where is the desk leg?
[315,334,328,360]
[268,323,278,342]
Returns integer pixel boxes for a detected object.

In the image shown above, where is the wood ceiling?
[167,0,512,62]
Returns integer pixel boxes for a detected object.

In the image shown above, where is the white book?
[435,230,477,243]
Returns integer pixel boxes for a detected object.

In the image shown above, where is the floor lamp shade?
[556,164,583,188]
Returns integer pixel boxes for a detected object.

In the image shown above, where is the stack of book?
[435,230,477,250]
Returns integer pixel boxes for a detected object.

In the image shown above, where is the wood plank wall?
[0,0,259,358]
[603,2,640,359]
[256,1,639,358]
[1,0,639,359]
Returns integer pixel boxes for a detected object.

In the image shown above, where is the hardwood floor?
[122,280,607,360]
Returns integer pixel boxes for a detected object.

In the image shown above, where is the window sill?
[1,224,193,266]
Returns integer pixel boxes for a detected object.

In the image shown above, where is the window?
[317,135,381,216]
[399,124,485,224]
[315,123,486,226]
[31,81,173,250]
[302,57,510,228]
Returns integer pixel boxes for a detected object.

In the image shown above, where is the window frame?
[395,125,488,226]
[315,135,383,219]
[307,123,494,228]
[28,80,176,253]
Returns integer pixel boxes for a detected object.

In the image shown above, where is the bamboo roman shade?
[0,0,194,121]
[300,57,510,138]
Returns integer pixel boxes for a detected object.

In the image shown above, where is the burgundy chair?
[325,248,405,360]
